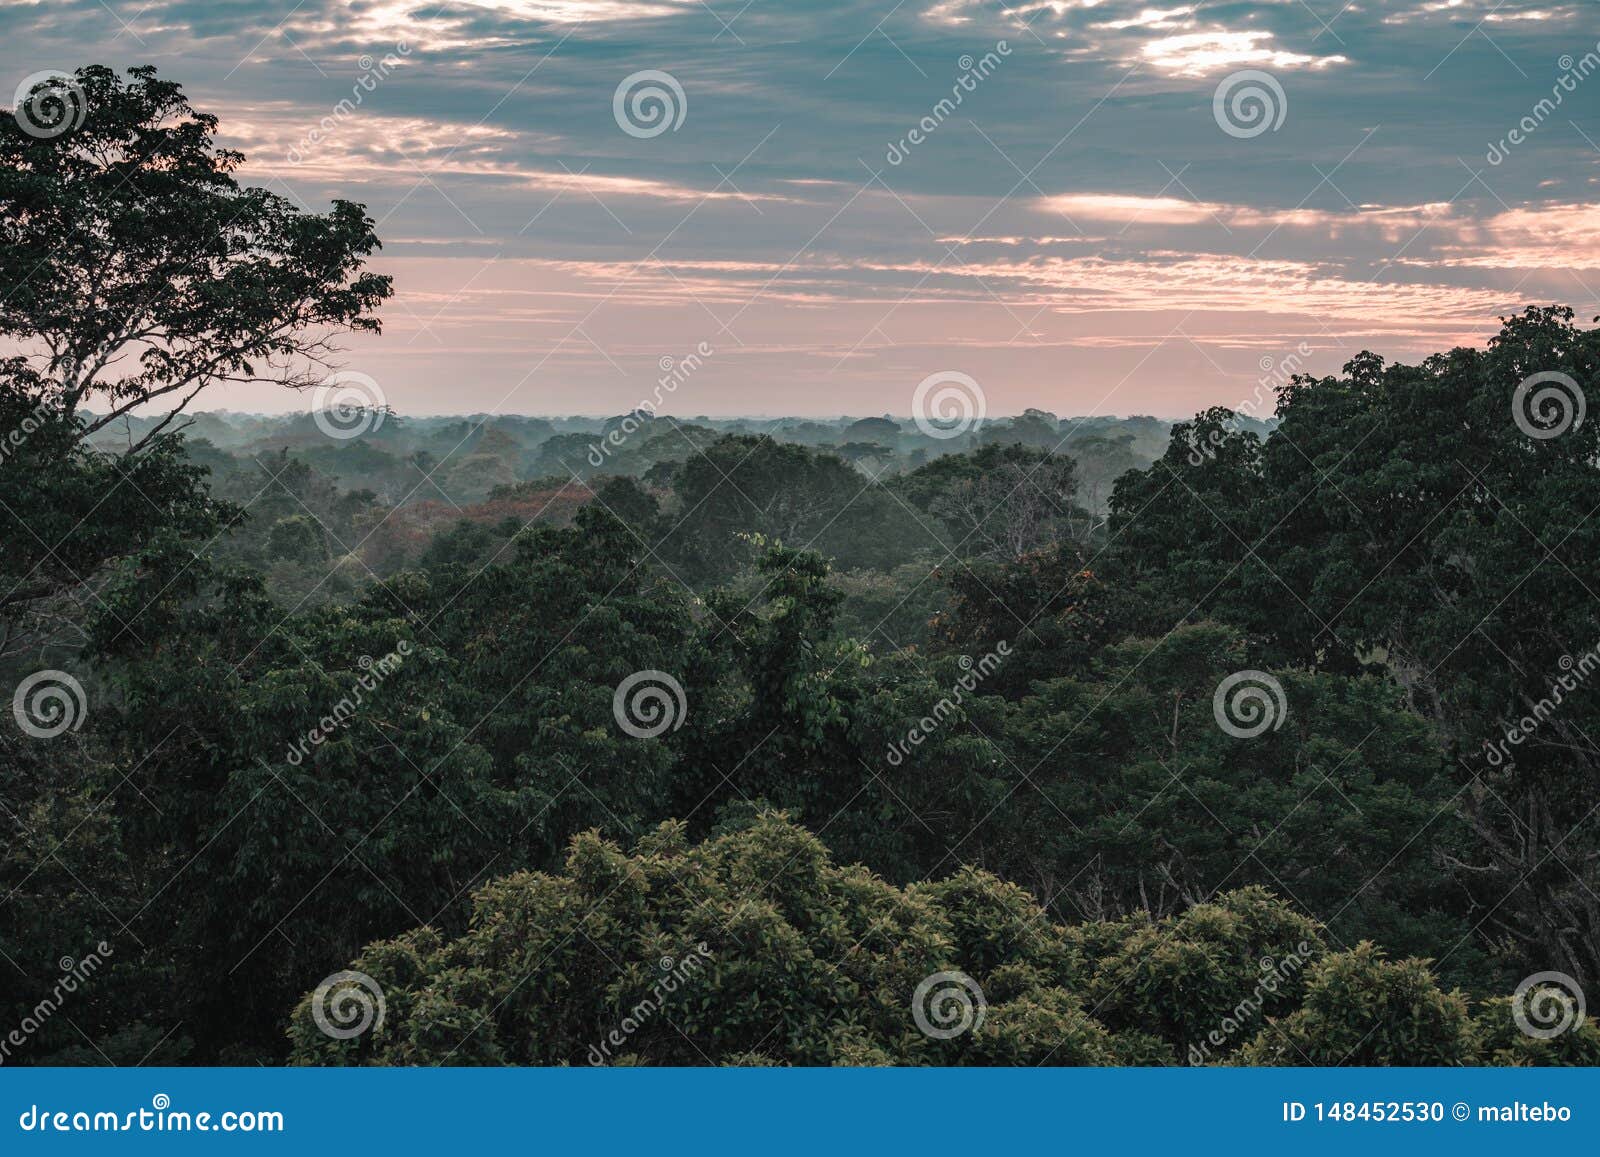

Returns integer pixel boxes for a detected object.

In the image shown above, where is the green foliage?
[288,815,1566,1068]
[1472,992,1600,1066]
[0,383,229,654]
[1239,944,1476,1066]
[266,514,329,565]
[1074,887,1325,1062]
[0,63,389,642]
[828,562,947,653]
[285,813,1133,1066]
[659,435,919,581]
[0,66,391,437]
[4,68,1595,1069]
[812,619,1476,974]
[1106,307,1600,987]
[0,729,189,1064]
[77,505,709,1059]
[894,441,1090,561]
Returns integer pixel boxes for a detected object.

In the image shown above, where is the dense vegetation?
[2,67,1595,1067]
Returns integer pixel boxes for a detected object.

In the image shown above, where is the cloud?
[1139,31,1348,76]
[0,0,1591,416]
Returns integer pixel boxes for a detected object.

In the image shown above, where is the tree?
[843,416,902,442]
[0,381,226,659]
[265,515,328,565]
[1073,886,1324,1062]
[0,728,189,1065]
[1,66,391,446]
[931,542,1113,691]
[1238,944,1477,1066]
[853,620,1478,971]
[978,408,1060,450]
[440,426,520,500]
[0,65,391,634]
[287,814,1580,1067]
[82,505,711,1060]
[1064,431,1142,517]
[285,811,1137,1066]
[660,435,915,581]
[1474,990,1600,1065]
[1106,308,1600,987]
[896,442,1090,561]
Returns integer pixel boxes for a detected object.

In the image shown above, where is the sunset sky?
[4,0,1598,417]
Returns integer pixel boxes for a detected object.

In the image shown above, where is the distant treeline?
[84,407,1238,511]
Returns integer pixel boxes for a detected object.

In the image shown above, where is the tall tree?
[1106,308,1600,986]
[1,65,392,445]
[0,65,391,635]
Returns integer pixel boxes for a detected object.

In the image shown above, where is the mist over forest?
[3,64,1597,1073]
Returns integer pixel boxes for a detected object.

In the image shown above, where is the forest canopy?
[2,67,1596,1068]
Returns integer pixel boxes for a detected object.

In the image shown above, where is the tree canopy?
[287,814,1598,1067]
[3,67,1597,1071]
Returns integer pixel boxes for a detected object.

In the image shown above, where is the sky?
[3,0,1598,418]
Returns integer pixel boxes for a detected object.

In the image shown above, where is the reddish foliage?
[362,483,595,565]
